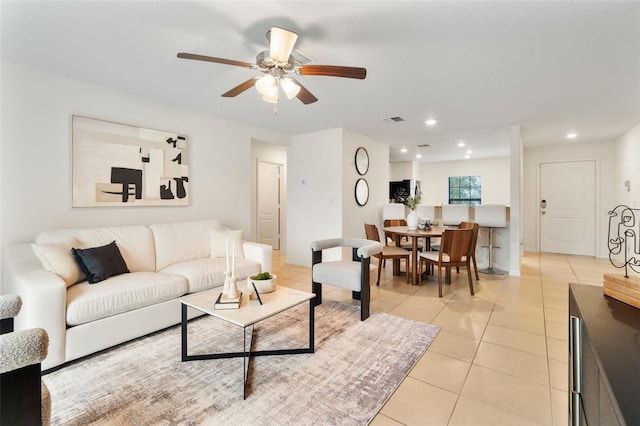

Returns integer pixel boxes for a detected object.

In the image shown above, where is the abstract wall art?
[608,205,640,277]
[72,116,189,207]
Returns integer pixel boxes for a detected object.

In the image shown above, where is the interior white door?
[540,160,596,255]
[257,161,280,249]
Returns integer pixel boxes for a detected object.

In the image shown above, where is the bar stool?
[416,205,436,224]
[441,204,470,226]
[432,205,470,252]
[474,204,507,275]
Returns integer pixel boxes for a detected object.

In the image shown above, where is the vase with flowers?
[405,192,422,230]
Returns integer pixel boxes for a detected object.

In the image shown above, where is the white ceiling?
[2,1,639,162]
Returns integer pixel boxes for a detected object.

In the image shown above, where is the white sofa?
[4,220,272,370]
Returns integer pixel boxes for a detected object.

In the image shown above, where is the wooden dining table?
[382,225,444,285]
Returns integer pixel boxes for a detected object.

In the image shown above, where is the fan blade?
[269,27,298,62]
[221,77,259,98]
[177,52,254,69]
[298,65,367,79]
[292,78,318,104]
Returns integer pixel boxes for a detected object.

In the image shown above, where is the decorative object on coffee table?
[605,205,640,308]
[247,272,276,294]
[214,292,243,310]
[251,283,263,305]
[222,239,240,299]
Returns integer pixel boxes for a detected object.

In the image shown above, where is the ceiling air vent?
[417,144,431,148]
[382,116,405,124]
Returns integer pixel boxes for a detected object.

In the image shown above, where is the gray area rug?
[44,301,439,425]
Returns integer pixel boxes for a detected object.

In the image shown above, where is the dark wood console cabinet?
[569,283,640,426]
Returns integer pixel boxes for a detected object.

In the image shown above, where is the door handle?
[541,211,546,215]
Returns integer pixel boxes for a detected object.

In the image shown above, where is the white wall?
[389,161,414,182]
[522,140,616,256]
[287,128,389,266]
[250,141,288,252]
[0,62,289,286]
[287,129,343,265]
[614,122,640,206]
[417,157,511,206]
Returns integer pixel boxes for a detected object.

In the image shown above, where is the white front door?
[540,160,596,256]
[257,161,280,249]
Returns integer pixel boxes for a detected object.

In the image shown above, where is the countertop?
[569,282,640,424]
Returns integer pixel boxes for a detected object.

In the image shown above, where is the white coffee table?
[180,285,315,399]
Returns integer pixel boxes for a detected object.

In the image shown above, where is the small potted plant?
[247,271,277,293]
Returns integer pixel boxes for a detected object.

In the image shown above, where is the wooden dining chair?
[382,219,407,246]
[383,219,423,251]
[459,221,480,281]
[365,224,411,286]
[419,228,475,297]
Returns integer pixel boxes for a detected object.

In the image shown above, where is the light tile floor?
[272,251,619,425]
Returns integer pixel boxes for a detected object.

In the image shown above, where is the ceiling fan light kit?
[280,77,301,99]
[262,93,279,104]
[177,26,366,105]
[255,74,277,97]
[255,70,300,102]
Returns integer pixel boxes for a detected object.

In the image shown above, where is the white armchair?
[310,238,382,321]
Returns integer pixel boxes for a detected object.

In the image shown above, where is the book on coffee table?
[214,292,243,310]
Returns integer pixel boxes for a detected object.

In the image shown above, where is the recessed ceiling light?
[416,154,423,159]
[466,150,472,154]
[400,147,408,153]
[464,155,470,159]
[425,119,437,126]
[457,142,465,147]
[566,132,577,139]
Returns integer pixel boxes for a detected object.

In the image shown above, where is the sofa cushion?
[210,228,245,260]
[71,241,130,284]
[150,220,223,271]
[31,240,86,287]
[66,272,188,326]
[35,225,155,273]
[160,257,261,293]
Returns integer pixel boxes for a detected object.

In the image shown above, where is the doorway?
[257,161,281,249]
[539,160,596,256]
